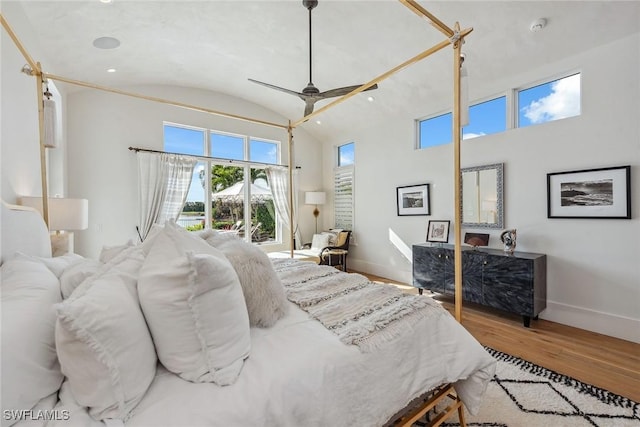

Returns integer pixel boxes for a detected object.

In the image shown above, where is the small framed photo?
[426,220,450,243]
[464,232,490,247]
[397,184,430,216]
[547,165,631,219]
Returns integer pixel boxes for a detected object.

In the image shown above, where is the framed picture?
[464,232,490,247]
[547,165,631,219]
[426,220,450,243]
[397,184,430,216]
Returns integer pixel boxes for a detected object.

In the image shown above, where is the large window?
[417,72,581,148]
[335,142,354,230]
[517,73,581,128]
[164,123,280,245]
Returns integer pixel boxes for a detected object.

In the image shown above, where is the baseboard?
[541,300,640,344]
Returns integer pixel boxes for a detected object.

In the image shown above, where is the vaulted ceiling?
[5,1,640,140]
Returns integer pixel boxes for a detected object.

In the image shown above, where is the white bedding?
[1,204,495,427]
[49,298,494,427]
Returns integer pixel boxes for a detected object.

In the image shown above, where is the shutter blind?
[334,166,354,230]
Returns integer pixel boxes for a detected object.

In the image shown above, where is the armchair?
[318,230,351,271]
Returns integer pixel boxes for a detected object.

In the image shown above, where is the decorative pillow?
[138,222,250,384]
[55,272,156,421]
[1,258,63,426]
[59,259,102,299]
[99,239,134,263]
[321,231,338,246]
[311,233,330,251]
[13,252,85,279]
[202,232,288,328]
[65,245,146,302]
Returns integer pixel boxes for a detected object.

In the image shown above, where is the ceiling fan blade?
[248,78,303,97]
[303,99,316,117]
[319,83,378,99]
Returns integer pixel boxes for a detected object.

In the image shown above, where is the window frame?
[164,122,281,245]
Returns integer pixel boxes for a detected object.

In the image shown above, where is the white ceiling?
[6,0,640,140]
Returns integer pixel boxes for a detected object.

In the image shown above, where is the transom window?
[417,72,581,148]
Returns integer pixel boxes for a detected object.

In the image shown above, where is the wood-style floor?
[359,272,640,403]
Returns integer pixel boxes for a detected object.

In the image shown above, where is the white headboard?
[1,200,52,264]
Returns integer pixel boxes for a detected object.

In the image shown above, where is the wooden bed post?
[1,15,50,227]
[452,23,463,323]
[287,122,295,257]
[35,63,50,229]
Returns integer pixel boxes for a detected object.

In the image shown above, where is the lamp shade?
[305,191,326,205]
[20,197,89,231]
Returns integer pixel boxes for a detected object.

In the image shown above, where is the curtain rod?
[128,146,300,169]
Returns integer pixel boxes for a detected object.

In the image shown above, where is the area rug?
[419,347,640,427]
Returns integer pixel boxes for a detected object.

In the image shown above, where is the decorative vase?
[500,229,517,253]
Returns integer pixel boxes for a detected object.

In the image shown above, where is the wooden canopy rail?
[2,2,472,425]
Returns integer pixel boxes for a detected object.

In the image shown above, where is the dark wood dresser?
[412,243,547,327]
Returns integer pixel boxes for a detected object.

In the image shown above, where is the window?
[417,72,581,147]
[418,112,452,149]
[338,142,354,166]
[164,123,280,245]
[335,142,354,230]
[463,96,506,140]
[517,73,581,128]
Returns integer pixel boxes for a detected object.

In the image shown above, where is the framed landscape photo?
[397,184,430,216]
[547,165,631,219]
[426,220,450,243]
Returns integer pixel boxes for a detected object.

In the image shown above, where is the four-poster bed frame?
[2,2,473,424]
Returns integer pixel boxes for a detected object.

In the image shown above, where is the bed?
[1,201,496,427]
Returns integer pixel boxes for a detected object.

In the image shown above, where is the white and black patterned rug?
[420,347,639,427]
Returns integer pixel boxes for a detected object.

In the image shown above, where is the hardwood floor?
[360,272,640,402]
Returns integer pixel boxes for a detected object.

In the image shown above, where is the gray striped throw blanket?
[271,259,448,352]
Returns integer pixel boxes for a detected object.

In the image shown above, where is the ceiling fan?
[248,0,378,117]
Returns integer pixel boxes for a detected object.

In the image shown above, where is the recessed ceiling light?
[93,36,120,49]
[316,120,322,125]
[367,96,375,102]
[106,68,116,73]
[99,0,113,3]
[530,18,547,33]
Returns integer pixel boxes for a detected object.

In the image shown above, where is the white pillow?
[202,233,288,328]
[311,233,330,251]
[13,252,85,278]
[99,239,134,263]
[1,258,63,426]
[138,222,250,384]
[67,245,146,302]
[55,272,156,421]
[59,258,102,299]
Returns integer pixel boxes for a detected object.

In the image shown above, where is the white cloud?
[463,132,485,140]
[522,74,581,124]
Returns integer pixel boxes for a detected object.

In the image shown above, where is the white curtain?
[265,166,302,249]
[137,152,197,241]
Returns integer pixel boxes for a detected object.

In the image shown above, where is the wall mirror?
[461,163,504,229]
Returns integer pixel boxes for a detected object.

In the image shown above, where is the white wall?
[0,1,66,203]
[66,85,323,259]
[322,33,640,343]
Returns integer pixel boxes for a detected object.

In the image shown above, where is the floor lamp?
[305,191,326,235]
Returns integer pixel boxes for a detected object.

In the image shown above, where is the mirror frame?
[460,163,504,229]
